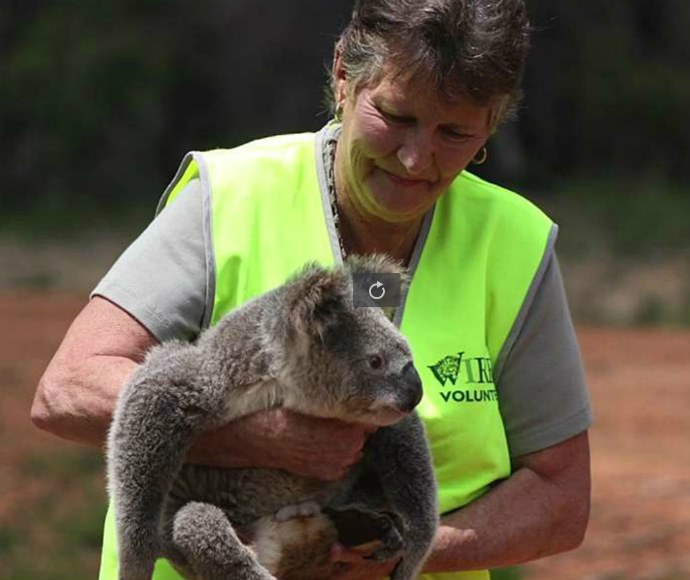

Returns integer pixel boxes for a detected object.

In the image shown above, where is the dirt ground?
[0,292,688,580]
[524,326,690,580]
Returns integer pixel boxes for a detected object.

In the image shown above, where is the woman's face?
[335,67,493,224]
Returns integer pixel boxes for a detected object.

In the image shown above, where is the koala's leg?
[172,502,275,580]
[324,504,404,559]
[362,413,439,580]
[109,345,220,579]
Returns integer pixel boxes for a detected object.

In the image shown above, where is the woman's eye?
[442,128,471,141]
[379,108,412,124]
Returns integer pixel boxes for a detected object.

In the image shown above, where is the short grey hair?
[328,0,531,128]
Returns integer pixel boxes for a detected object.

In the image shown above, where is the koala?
[107,255,438,580]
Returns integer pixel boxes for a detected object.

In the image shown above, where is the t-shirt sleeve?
[91,179,208,343]
[496,253,593,458]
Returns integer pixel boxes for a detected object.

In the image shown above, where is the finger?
[351,450,365,464]
[304,450,363,473]
[361,423,379,435]
[292,461,350,481]
[304,430,358,451]
[284,415,362,447]
[330,542,369,563]
[331,427,370,449]
[317,464,353,481]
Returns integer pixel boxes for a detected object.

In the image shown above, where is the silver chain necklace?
[324,136,349,260]
[324,132,400,321]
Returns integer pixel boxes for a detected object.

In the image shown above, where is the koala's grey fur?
[107,255,438,580]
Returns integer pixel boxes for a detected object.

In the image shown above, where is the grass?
[531,179,690,260]
[0,447,107,580]
[527,179,690,327]
[22,447,104,479]
[492,567,524,580]
[0,198,151,243]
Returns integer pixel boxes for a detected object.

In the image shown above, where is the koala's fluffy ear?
[284,263,351,346]
[345,254,405,278]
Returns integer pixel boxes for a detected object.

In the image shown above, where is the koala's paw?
[368,514,404,562]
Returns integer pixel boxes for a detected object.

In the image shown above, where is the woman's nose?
[396,129,434,176]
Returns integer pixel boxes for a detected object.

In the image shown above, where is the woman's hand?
[325,543,397,580]
[189,408,377,480]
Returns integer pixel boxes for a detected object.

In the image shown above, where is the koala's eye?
[368,354,385,370]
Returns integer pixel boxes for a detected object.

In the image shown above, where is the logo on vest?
[428,352,498,404]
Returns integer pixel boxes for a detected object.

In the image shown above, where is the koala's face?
[286,307,423,427]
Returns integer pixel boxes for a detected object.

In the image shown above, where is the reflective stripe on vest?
[99,131,553,580]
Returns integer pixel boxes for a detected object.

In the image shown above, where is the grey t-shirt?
[94,137,591,459]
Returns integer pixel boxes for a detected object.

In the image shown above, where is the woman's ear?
[333,46,347,107]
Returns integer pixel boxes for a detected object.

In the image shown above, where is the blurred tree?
[514,0,690,186]
[1,0,176,216]
[1,0,688,228]
[0,0,351,222]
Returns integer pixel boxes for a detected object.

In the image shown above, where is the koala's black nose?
[399,362,423,412]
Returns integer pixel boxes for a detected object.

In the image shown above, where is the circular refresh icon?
[368,281,386,300]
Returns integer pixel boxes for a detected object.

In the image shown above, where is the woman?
[32,0,592,579]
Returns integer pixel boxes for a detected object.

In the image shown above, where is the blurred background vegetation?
[0,1,689,579]
[2,0,689,237]
[1,0,689,323]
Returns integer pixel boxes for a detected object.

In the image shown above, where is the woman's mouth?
[381,168,429,188]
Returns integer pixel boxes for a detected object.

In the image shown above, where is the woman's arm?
[31,296,154,446]
[427,430,590,570]
[330,431,590,579]
[31,296,368,480]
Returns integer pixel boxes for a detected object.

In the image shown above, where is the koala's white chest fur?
[218,378,285,424]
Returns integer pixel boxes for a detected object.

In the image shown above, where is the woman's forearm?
[31,297,157,448]
[33,350,367,481]
[31,351,269,468]
[31,353,138,448]
[425,471,584,571]
[424,433,590,573]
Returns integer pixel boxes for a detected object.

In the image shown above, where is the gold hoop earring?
[334,102,344,123]
[472,147,488,165]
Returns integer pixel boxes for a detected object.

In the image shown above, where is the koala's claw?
[368,515,404,562]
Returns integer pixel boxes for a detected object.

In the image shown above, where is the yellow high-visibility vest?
[100,131,553,580]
